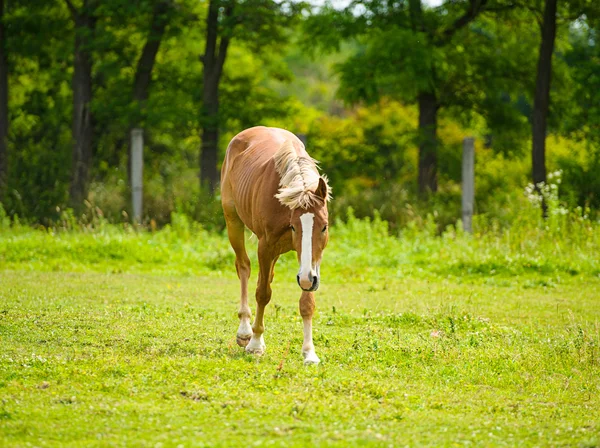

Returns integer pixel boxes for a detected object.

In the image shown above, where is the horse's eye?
[322,225,328,232]
[291,226,295,232]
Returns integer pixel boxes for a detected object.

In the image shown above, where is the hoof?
[245,346,265,356]
[236,334,252,347]
[245,335,266,355]
[303,351,321,366]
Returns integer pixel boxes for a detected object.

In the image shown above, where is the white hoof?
[236,334,252,347]
[303,351,320,365]
[236,320,253,347]
[245,335,266,355]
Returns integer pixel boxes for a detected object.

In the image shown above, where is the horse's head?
[289,177,330,292]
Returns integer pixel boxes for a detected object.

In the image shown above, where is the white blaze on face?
[298,213,315,289]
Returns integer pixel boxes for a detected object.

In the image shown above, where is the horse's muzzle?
[297,273,319,292]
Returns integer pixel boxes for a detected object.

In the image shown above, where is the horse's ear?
[315,177,328,200]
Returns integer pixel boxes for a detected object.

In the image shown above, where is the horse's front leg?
[246,239,276,355]
[300,291,320,365]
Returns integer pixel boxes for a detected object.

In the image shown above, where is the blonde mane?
[273,140,331,209]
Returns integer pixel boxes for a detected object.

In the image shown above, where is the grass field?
[1,214,599,446]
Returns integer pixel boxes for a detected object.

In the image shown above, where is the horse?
[221,126,331,365]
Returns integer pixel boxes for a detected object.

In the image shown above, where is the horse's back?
[221,127,303,233]
[221,126,305,197]
[223,127,304,175]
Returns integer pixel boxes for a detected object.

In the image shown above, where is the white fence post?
[462,137,475,233]
[131,128,144,223]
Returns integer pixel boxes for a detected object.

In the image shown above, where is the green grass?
[1,214,600,446]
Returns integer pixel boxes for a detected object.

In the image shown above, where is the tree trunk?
[409,0,486,197]
[410,0,438,196]
[200,0,231,195]
[68,8,95,209]
[133,1,169,105]
[0,0,8,200]
[417,91,438,195]
[408,0,423,32]
[128,0,170,181]
[201,75,220,194]
[532,0,557,216]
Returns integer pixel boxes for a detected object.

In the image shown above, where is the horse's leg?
[224,208,253,347]
[300,291,320,365]
[246,239,276,355]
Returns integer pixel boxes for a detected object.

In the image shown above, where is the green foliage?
[557,25,600,208]
[0,203,10,230]
[3,1,72,217]
[307,1,539,153]
[2,0,301,222]
[301,100,528,228]
[308,99,418,192]
[1,0,600,228]
[300,0,600,219]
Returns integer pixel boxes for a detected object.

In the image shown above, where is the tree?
[1,0,73,218]
[530,0,600,215]
[199,0,300,194]
[552,8,600,209]
[0,0,300,223]
[132,1,171,117]
[128,0,173,181]
[410,0,438,195]
[0,0,8,200]
[200,0,231,194]
[65,0,97,209]
[531,0,557,215]
[308,0,527,195]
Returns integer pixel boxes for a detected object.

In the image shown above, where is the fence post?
[462,137,475,233]
[131,128,144,223]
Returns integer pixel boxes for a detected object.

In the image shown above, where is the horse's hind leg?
[224,208,252,347]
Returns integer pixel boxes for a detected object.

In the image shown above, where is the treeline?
[0,0,598,229]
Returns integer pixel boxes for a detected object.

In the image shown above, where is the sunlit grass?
[1,212,599,446]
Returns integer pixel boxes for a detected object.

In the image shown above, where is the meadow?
[1,210,599,446]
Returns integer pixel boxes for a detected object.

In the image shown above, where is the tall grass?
[329,203,599,279]
[1,184,598,280]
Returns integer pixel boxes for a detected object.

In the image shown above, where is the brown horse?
[221,126,331,365]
